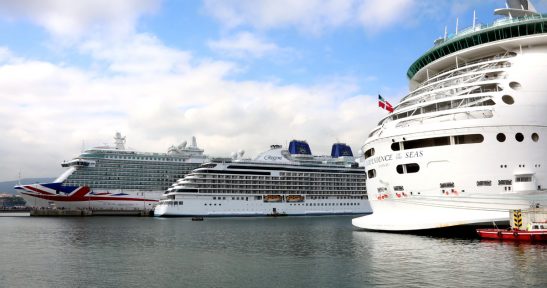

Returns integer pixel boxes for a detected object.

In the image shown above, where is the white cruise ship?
[154,140,372,217]
[15,132,208,212]
[353,0,547,231]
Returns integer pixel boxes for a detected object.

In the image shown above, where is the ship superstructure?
[16,133,208,211]
[353,0,547,231]
[154,140,371,217]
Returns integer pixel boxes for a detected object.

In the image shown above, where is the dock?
[509,207,547,229]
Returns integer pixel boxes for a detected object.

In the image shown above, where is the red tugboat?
[477,223,547,241]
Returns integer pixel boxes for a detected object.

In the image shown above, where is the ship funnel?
[495,0,538,17]
[331,143,354,158]
[288,140,312,155]
[191,136,197,148]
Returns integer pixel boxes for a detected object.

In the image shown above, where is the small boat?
[286,195,304,202]
[263,195,282,203]
[477,222,547,241]
[267,212,287,217]
[191,216,204,221]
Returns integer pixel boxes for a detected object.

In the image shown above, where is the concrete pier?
[509,207,547,228]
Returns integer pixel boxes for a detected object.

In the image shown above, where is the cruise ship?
[15,132,208,211]
[353,0,547,231]
[154,140,371,217]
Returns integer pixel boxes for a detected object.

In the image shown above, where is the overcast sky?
[1,0,544,181]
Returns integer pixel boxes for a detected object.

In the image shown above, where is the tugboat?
[476,223,547,241]
[477,208,547,241]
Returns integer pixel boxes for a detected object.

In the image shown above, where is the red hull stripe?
[21,192,158,202]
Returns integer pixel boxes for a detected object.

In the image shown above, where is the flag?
[378,95,394,113]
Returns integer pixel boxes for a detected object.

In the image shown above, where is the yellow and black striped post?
[513,209,522,229]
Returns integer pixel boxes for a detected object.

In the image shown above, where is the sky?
[1,0,546,181]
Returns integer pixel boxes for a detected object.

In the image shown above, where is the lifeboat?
[263,195,282,202]
[286,195,304,202]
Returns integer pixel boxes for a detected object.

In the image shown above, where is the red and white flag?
[378,95,393,113]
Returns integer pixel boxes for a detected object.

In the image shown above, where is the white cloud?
[0,0,159,39]
[203,0,355,35]
[0,39,385,181]
[80,34,193,75]
[357,0,415,33]
[203,0,422,34]
[208,32,281,58]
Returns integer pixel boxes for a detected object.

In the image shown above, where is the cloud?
[203,0,355,35]
[208,32,281,58]
[203,0,423,34]
[356,0,415,33]
[0,38,385,181]
[80,34,193,75]
[0,0,159,39]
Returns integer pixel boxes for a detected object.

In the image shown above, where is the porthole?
[501,95,514,105]
[496,133,506,142]
[396,163,420,174]
[509,82,521,90]
[532,133,539,142]
[364,148,375,159]
[515,133,524,142]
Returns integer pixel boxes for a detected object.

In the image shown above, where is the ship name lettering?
[264,155,282,161]
[405,151,423,158]
[366,154,393,166]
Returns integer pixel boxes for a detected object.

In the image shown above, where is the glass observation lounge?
[407,14,547,79]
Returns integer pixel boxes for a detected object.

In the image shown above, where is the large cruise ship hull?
[154,193,372,217]
[352,191,544,231]
[353,27,547,231]
[16,183,160,211]
[353,125,547,230]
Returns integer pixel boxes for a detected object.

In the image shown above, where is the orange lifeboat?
[263,195,282,202]
[286,195,304,202]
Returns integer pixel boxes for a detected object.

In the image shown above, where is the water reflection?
[0,216,545,288]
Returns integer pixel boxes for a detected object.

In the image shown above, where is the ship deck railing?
[407,13,547,79]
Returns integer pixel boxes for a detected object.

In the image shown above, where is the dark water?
[0,216,545,288]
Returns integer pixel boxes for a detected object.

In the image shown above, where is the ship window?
[396,163,420,174]
[440,182,455,188]
[477,180,492,186]
[502,95,514,105]
[364,148,375,159]
[496,133,506,142]
[532,133,539,142]
[498,179,512,185]
[516,176,532,182]
[403,136,450,150]
[393,186,404,191]
[391,142,400,151]
[509,82,521,90]
[406,163,419,173]
[515,133,524,142]
[367,169,376,179]
[454,134,484,145]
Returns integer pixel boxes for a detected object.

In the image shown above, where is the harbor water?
[0,215,545,287]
